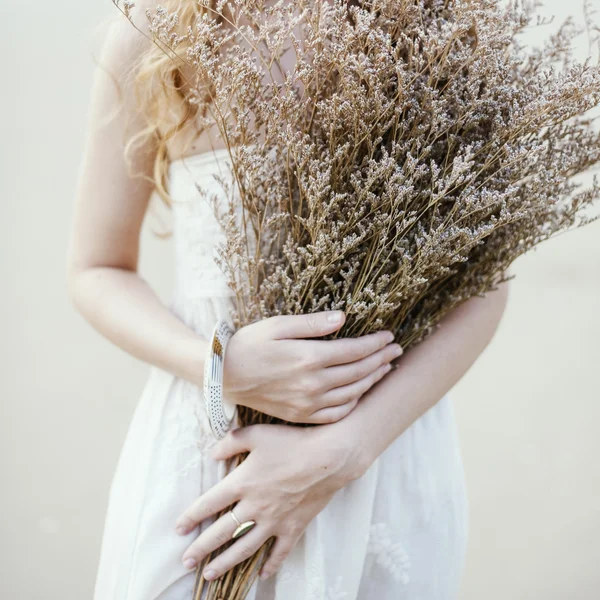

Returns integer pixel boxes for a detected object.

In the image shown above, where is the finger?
[210,425,261,461]
[181,504,251,570]
[175,471,244,534]
[304,397,359,424]
[259,535,300,580]
[313,329,398,367]
[268,311,346,340]
[201,525,270,581]
[318,362,392,410]
[321,342,403,389]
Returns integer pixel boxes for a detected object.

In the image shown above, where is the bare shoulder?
[101,0,158,78]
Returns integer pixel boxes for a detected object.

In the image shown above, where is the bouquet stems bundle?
[116,1,600,598]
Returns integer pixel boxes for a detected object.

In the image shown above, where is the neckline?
[169,146,233,170]
[169,143,260,171]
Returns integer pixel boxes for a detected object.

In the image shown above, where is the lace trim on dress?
[365,523,411,585]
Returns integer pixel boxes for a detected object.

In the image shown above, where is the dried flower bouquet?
[115,0,600,598]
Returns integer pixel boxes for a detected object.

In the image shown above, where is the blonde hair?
[126,0,219,205]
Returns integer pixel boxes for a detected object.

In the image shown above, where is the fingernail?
[393,344,403,356]
[204,569,217,580]
[183,557,196,569]
[259,570,270,580]
[327,311,343,323]
[176,526,187,536]
[385,331,395,343]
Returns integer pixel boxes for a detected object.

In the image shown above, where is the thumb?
[210,425,257,460]
[270,310,346,340]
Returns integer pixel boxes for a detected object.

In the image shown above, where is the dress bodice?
[169,147,237,300]
[167,148,238,334]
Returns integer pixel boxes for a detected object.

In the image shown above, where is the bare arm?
[176,279,510,580]
[341,279,511,471]
[66,13,208,385]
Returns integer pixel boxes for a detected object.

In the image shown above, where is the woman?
[67,2,509,599]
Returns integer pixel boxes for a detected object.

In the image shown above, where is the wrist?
[221,358,245,409]
[318,417,378,483]
[176,337,209,388]
[347,430,379,481]
[221,329,250,409]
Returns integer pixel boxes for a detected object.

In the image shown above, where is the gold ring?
[229,509,256,540]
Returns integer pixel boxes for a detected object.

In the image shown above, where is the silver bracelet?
[203,319,237,439]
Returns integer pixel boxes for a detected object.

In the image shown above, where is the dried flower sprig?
[114,1,600,598]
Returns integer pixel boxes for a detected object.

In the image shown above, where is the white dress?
[93,148,469,600]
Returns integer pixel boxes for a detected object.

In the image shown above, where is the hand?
[223,310,403,423]
[175,423,367,580]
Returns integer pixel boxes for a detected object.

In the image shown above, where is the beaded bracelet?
[203,319,237,439]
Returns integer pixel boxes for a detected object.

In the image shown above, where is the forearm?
[341,281,510,473]
[68,266,207,385]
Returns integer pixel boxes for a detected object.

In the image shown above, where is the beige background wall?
[1,1,598,598]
